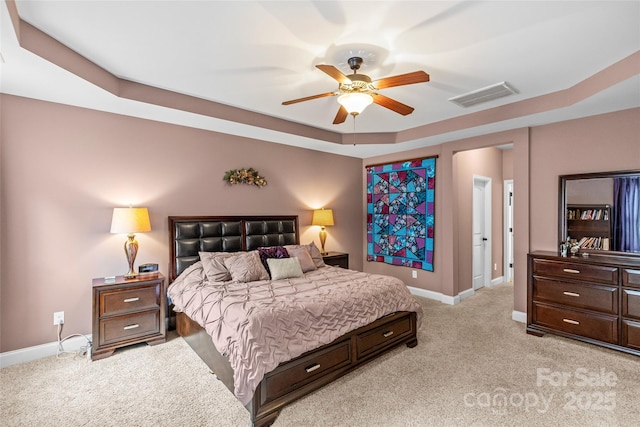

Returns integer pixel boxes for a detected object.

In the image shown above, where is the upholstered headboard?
[168,215,299,281]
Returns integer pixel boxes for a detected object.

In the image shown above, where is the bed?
[167,215,422,427]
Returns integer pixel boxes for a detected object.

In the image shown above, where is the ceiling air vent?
[448,81,518,108]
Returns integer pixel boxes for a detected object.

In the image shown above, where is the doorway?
[472,175,492,290]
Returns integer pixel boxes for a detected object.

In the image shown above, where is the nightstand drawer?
[532,259,618,285]
[356,313,413,359]
[100,284,160,317]
[532,302,618,344]
[533,277,618,315]
[99,311,161,346]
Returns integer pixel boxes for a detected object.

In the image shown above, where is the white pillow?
[267,257,304,280]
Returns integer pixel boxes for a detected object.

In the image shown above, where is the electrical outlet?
[412,270,418,279]
[53,311,64,325]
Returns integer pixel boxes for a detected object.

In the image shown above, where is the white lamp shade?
[312,208,334,227]
[110,207,151,234]
[337,93,373,115]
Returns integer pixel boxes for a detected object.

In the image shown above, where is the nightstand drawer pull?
[123,297,140,303]
[563,268,580,274]
[563,291,580,297]
[562,318,580,325]
[123,324,140,330]
[305,363,321,373]
[383,331,394,338]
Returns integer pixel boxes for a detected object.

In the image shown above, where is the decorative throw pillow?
[257,246,289,275]
[267,258,304,281]
[305,242,326,268]
[285,246,317,272]
[199,251,234,282]
[224,251,269,283]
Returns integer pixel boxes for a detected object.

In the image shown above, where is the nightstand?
[91,273,166,360]
[322,252,349,269]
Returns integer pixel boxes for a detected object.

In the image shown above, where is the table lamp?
[110,207,151,278]
[312,208,334,255]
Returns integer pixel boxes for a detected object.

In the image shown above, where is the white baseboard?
[0,334,92,368]
[512,310,527,323]
[490,276,505,286]
[408,286,474,305]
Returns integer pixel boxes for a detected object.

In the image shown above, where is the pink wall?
[0,95,363,352]
[529,108,640,253]
[2,92,638,355]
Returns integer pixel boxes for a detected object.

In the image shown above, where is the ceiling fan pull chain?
[353,116,356,146]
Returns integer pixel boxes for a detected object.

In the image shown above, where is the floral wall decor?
[223,167,267,187]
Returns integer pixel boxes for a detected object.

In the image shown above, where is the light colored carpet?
[2,283,638,426]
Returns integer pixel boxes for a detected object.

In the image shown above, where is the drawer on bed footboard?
[260,340,351,405]
[356,313,414,359]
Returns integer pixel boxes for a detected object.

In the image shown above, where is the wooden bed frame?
[168,215,418,427]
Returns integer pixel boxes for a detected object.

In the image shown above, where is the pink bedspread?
[168,264,423,405]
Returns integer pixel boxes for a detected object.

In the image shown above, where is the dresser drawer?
[533,277,618,315]
[99,311,161,346]
[622,288,640,319]
[99,284,161,317]
[532,259,618,285]
[356,314,413,359]
[623,269,640,289]
[622,319,640,351]
[532,303,618,344]
[261,340,351,403]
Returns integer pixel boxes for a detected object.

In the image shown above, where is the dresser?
[527,251,640,356]
[92,274,166,360]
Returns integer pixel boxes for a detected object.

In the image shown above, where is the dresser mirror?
[559,169,640,257]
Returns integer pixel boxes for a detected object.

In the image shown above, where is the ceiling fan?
[282,56,430,124]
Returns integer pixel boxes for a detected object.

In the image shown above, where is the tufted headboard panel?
[168,215,299,281]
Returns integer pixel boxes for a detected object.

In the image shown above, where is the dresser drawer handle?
[123,297,140,303]
[563,268,581,274]
[562,318,580,325]
[123,324,140,330]
[383,331,394,338]
[563,291,580,297]
[305,363,321,373]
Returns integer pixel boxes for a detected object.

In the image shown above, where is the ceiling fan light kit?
[283,56,430,124]
[338,92,374,115]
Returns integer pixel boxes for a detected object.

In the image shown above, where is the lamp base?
[319,227,328,255]
[124,234,139,280]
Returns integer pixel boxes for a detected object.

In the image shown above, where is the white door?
[504,180,514,283]
[472,176,491,290]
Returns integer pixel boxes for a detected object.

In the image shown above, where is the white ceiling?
[2,1,639,158]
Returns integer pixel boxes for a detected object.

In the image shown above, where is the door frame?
[472,175,492,290]
[503,179,514,283]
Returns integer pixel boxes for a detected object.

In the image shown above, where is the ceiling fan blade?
[333,106,348,124]
[373,71,430,90]
[316,64,352,84]
[282,92,336,105]
[372,93,415,115]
